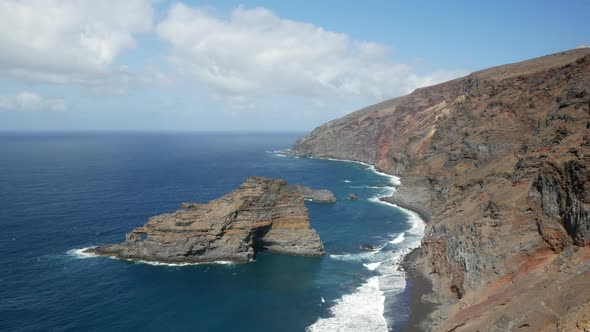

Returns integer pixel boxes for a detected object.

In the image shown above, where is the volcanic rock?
[86,177,325,264]
[295,185,337,203]
[360,243,375,251]
[292,48,590,331]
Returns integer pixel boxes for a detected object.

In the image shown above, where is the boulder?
[295,185,336,203]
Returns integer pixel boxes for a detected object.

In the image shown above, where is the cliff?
[86,177,326,264]
[292,48,590,331]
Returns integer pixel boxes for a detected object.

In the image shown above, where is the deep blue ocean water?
[0,132,422,332]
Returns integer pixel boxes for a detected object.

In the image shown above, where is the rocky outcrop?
[295,185,337,203]
[292,48,590,330]
[531,159,590,247]
[86,177,325,264]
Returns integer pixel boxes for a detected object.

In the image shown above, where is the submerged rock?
[86,177,325,264]
[360,243,375,251]
[348,193,359,200]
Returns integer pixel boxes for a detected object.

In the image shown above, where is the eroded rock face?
[292,48,590,330]
[295,185,337,203]
[530,159,590,247]
[86,177,325,264]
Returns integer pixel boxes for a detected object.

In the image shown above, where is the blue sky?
[0,0,588,131]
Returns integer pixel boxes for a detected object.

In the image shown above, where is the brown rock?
[292,48,590,330]
[85,177,325,264]
[295,185,337,203]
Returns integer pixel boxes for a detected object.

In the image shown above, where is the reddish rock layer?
[293,48,590,331]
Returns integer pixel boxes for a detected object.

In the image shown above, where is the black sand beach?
[400,248,438,331]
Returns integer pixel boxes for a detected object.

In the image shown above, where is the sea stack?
[86,177,326,264]
[295,185,337,203]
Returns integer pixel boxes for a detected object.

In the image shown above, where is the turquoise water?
[0,132,423,331]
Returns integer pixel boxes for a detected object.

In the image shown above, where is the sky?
[0,0,588,132]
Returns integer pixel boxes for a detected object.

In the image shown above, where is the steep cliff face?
[293,49,590,330]
[86,177,325,264]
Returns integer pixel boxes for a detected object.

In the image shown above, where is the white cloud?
[118,66,173,87]
[85,66,174,96]
[0,91,67,111]
[157,4,464,99]
[0,0,154,84]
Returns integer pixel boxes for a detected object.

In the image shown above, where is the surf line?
[66,247,236,267]
[302,156,426,332]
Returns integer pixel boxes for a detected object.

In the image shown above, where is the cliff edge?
[86,177,326,264]
[292,48,590,331]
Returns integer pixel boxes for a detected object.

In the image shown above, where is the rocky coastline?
[86,177,329,264]
[292,48,590,330]
[380,182,438,330]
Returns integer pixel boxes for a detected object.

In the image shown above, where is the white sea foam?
[366,165,401,187]
[344,180,351,183]
[305,156,426,332]
[315,157,401,187]
[364,262,382,271]
[266,151,287,157]
[330,250,380,262]
[368,197,425,239]
[67,247,98,259]
[134,260,235,267]
[374,199,426,237]
[367,196,385,204]
[306,277,388,332]
[390,233,405,244]
[329,240,389,262]
[67,247,236,267]
[265,149,291,157]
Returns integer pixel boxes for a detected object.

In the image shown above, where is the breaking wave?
[306,157,425,332]
[265,149,291,157]
[67,247,98,259]
[67,247,236,267]
[390,233,405,244]
[306,277,388,332]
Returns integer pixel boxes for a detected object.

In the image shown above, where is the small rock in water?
[295,185,336,203]
[348,193,359,200]
[360,243,375,251]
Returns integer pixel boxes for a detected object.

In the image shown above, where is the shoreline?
[292,153,436,331]
[379,196,431,224]
[373,194,436,331]
[400,248,438,332]
[69,247,238,266]
[378,194,437,331]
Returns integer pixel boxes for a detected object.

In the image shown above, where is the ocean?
[0,132,424,332]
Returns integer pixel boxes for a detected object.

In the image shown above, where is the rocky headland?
[86,177,327,264]
[292,48,590,331]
